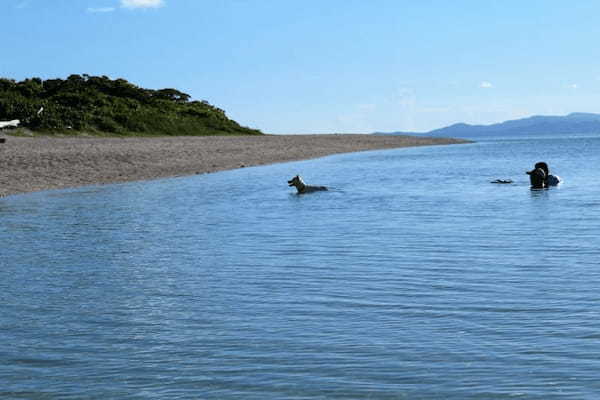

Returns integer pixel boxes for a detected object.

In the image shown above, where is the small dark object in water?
[491,179,513,184]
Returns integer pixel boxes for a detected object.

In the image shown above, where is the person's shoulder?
[547,174,561,185]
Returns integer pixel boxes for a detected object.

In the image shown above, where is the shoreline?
[0,134,470,197]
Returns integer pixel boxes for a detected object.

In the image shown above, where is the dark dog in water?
[534,162,561,186]
[527,167,546,189]
[527,162,562,188]
[288,175,328,194]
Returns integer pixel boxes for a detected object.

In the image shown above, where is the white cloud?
[479,81,493,89]
[87,7,116,13]
[567,83,579,89]
[121,0,165,8]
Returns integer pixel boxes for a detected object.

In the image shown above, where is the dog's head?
[288,175,304,187]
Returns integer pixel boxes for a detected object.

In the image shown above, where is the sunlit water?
[2,134,600,399]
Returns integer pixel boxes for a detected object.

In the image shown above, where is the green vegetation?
[0,74,262,136]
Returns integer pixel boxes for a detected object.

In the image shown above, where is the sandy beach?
[0,134,468,197]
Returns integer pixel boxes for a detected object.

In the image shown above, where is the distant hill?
[376,113,600,138]
[0,75,262,136]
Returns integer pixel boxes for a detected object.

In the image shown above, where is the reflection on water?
[2,134,600,399]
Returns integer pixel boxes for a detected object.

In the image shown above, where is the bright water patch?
[2,134,600,399]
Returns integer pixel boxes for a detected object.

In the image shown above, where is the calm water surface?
[2,134,600,399]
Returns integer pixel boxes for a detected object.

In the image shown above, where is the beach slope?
[0,134,469,197]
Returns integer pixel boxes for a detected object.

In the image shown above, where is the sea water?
[2,134,600,399]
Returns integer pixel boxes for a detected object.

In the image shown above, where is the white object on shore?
[0,119,20,129]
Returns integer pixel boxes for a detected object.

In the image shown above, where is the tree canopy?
[0,74,262,136]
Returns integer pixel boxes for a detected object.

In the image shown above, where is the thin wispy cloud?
[567,83,579,89]
[121,0,165,9]
[87,7,116,13]
[479,81,494,89]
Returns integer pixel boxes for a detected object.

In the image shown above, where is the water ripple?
[3,135,600,398]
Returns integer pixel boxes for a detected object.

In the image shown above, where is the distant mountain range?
[376,112,600,138]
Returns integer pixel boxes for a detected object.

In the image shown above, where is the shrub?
[0,75,262,136]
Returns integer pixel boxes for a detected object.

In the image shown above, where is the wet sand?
[0,134,469,197]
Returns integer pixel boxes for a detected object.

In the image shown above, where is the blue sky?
[3,0,600,133]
